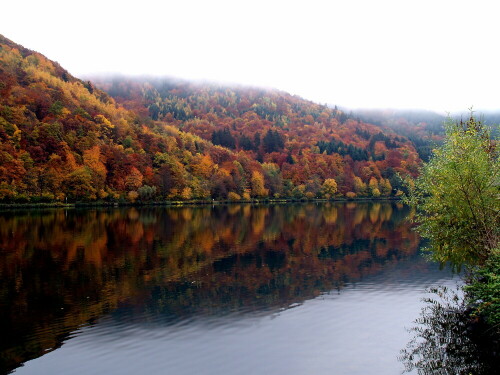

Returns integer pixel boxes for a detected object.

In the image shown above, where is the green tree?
[137,185,157,201]
[262,162,283,197]
[405,114,499,266]
[64,167,96,201]
[465,249,500,327]
[263,129,284,153]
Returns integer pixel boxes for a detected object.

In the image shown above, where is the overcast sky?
[2,0,499,112]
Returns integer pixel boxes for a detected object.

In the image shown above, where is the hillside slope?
[94,76,422,196]
[0,35,419,202]
[353,108,446,162]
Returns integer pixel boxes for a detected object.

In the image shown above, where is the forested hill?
[353,108,499,162]
[353,108,446,162]
[93,76,422,196]
[0,35,420,203]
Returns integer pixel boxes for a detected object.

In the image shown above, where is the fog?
[3,0,499,112]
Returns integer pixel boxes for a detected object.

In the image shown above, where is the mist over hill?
[1,35,423,202]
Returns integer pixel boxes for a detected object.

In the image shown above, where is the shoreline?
[0,196,402,210]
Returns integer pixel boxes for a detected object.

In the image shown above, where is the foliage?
[227,191,241,200]
[321,178,338,198]
[211,128,235,149]
[356,108,446,162]
[95,76,422,196]
[317,138,368,161]
[137,185,157,201]
[0,34,422,202]
[262,129,284,153]
[251,171,268,198]
[405,115,499,266]
[465,248,500,329]
[403,113,500,369]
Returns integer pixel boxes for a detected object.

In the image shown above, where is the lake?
[0,202,458,374]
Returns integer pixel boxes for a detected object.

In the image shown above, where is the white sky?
[2,0,499,112]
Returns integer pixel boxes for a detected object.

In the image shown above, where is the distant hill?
[350,108,446,162]
[0,35,421,202]
[352,108,499,161]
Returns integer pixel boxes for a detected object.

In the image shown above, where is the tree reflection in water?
[0,202,420,373]
[399,285,499,374]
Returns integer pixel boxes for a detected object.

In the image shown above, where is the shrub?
[227,192,241,201]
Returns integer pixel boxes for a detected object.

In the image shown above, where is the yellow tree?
[83,146,107,191]
[379,178,392,196]
[369,177,380,196]
[181,187,192,200]
[353,176,367,195]
[321,178,338,199]
[191,154,215,179]
[251,171,268,198]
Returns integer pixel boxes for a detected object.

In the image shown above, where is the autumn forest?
[3,31,498,375]
[0,35,439,203]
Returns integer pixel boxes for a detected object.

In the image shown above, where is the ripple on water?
[13,262,458,375]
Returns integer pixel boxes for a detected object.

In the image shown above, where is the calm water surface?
[0,202,458,374]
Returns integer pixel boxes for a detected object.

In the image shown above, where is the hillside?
[351,108,446,162]
[93,76,422,196]
[0,35,420,203]
[353,108,500,161]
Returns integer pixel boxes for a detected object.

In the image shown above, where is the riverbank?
[0,196,402,210]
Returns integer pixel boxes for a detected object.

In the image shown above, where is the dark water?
[0,202,458,375]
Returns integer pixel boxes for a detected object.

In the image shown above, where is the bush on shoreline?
[404,113,499,365]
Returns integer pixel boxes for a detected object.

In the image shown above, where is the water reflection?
[0,202,421,374]
[399,286,499,374]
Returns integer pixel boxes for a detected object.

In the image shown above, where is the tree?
[379,178,392,196]
[64,167,96,201]
[263,129,284,153]
[353,176,367,195]
[251,170,268,198]
[321,178,338,198]
[405,114,499,266]
[83,146,107,190]
[262,162,282,197]
[137,185,157,201]
[253,132,261,149]
[191,154,214,179]
[368,177,379,196]
[125,167,143,191]
[239,134,254,151]
[212,128,235,149]
[403,113,500,360]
